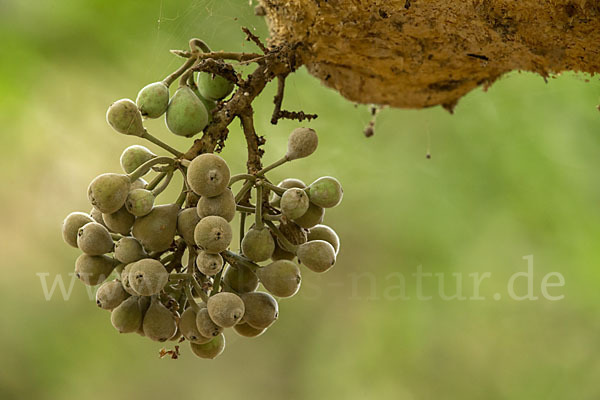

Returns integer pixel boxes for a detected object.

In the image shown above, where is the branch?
[239,109,264,175]
[270,74,318,125]
[242,27,268,54]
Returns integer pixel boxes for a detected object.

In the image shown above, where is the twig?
[242,27,268,54]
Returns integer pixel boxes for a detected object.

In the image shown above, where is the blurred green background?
[1,0,600,399]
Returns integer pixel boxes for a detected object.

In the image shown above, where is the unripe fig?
[136,82,169,118]
[293,202,325,229]
[308,176,343,208]
[132,204,179,252]
[308,224,340,254]
[223,265,259,293]
[165,86,208,137]
[115,237,147,264]
[271,241,295,262]
[120,145,156,174]
[62,212,93,248]
[103,206,135,235]
[90,208,107,228]
[130,178,147,190]
[194,215,232,253]
[297,240,336,273]
[271,178,306,207]
[177,207,201,244]
[96,280,130,310]
[197,72,234,101]
[77,222,114,255]
[241,226,275,262]
[278,219,307,246]
[196,307,223,338]
[111,295,143,333]
[88,173,131,214]
[125,189,155,217]
[240,292,278,330]
[128,258,169,296]
[179,307,211,344]
[189,333,226,359]
[120,263,140,295]
[106,99,145,136]
[197,188,235,222]
[207,292,245,328]
[75,254,118,286]
[280,188,310,219]
[257,260,302,298]
[197,93,216,122]
[196,251,224,276]
[187,153,230,197]
[142,298,177,342]
[233,322,266,338]
[285,127,318,160]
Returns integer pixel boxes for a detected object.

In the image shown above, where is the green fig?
[194,215,232,253]
[270,178,306,207]
[280,188,310,219]
[293,202,325,229]
[132,204,179,252]
[197,187,235,222]
[240,292,278,330]
[196,251,223,276]
[189,333,225,359]
[297,240,336,273]
[90,208,107,228]
[177,207,201,244]
[178,307,211,344]
[196,307,223,338]
[125,189,155,217]
[120,263,140,295]
[136,82,169,118]
[257,260,302,298]
[128,258,169,296]
[111,295,143,333]
[106,98,145,136]
[223,265,259,293]
[114,237,147,264]
[197,72,234,101]
[96,280,130,310]
[278,219,307,246]
[130,178,147,190]
[285,127,318,160]
[207,292,245,328]
[307,225,340,254]
[165,86,208,137]
[187,153,230,197]
[77,222,114,256]
[142,297,177,342]
[233,322,266,338]
[62,212,93,248]
[241,226,275,262]
[88,173,131,214]
[103,206,135,235]
[308,176,343,208]
[120,145,156,174]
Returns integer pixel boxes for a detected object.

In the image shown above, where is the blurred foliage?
[1,0,600,399]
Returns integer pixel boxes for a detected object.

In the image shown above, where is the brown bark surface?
[259,0,600,110]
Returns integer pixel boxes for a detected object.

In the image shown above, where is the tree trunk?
[259,0,600,110]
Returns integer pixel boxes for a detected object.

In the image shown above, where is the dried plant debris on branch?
[61,32,343,360]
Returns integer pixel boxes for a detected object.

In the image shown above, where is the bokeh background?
[1,1,600,399]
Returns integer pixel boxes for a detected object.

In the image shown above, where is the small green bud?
[125,189,155,217]
[136,82,169,118]
[241,226,275,262]
[308,176,343,208]
[106,99,145,136]
[189,333,226,359]
[77,222,114,255]
[285,127,318,160]
[62,212,93,248]
[207,292,245,328]
[187,153,230,198]
[297,240,336,273]
[194,215,232,254]
[88,173,131,214]
[280,188,310,219]
[197,72,234,101]
[120,145,156,175]
[166,87,208,137]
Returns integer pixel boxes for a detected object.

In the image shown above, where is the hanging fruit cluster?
[61,37,343,359]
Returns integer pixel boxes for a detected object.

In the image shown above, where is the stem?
[162,57,196,87]
[239,212,246,249]
[175,184,187,207]
[235,205,281,221]
[110,233,123,241]
[210,269,223,296]
[141,130,184,158]
[184,283,200,312]
[189,38,211,53]
[170,49,263,62]
[146,172,167,191]
[169,273,192,280]
[179,67,195,88]
[222,250,260,272]
[151,170,173,196]
[160,253,175,265]
[235,180,254,204]
[128,156,174,182]
[264,220,298,253]
[190,275,208,303]
[229,174,256,186]
[257,156,288,176]
[255,183,264,229]
[261,181,286,196]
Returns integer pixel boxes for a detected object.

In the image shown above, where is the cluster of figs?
[61,52,343,359]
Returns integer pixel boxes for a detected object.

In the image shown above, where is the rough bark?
[259,0,600,110]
